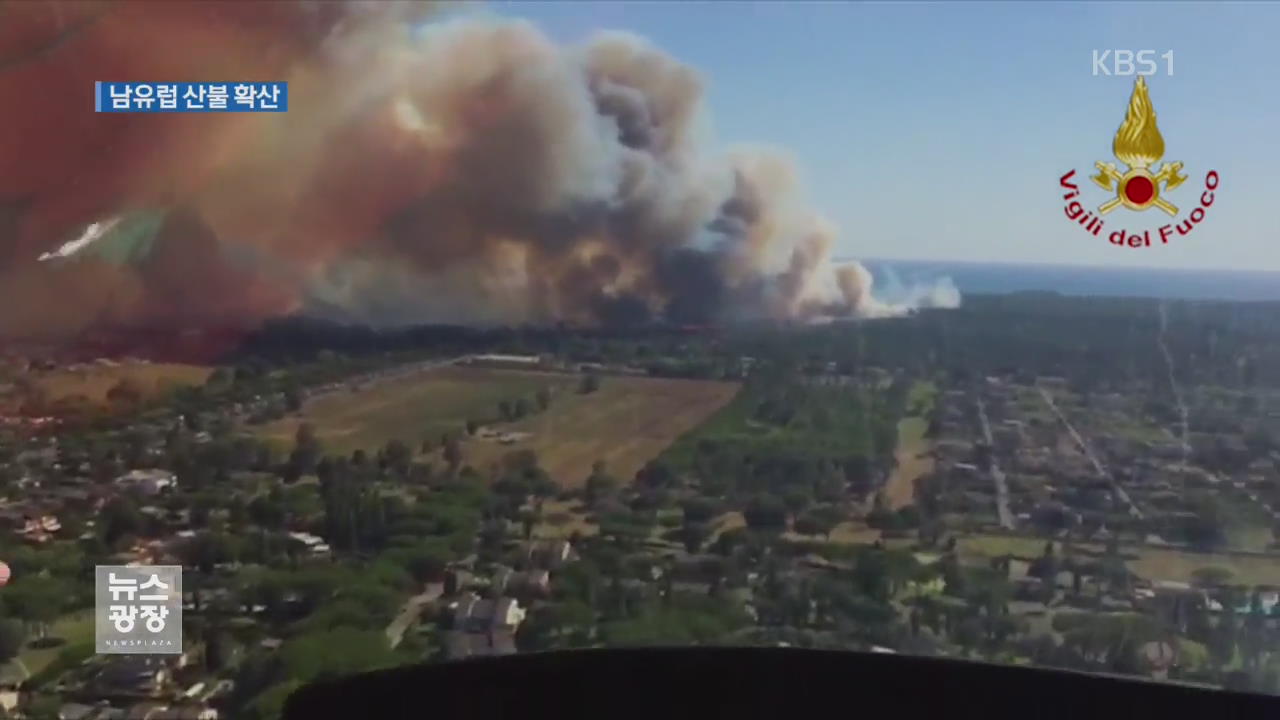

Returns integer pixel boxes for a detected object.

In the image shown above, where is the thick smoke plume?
[0,0,959,346]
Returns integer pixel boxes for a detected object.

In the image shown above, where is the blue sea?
[852,259,1280,303]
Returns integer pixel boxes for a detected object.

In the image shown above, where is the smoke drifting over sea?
[0,1,959,343]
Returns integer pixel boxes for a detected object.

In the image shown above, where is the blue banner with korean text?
[95,82,288,113]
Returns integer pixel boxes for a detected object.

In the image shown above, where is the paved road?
[385,582,444,649]
[1039,387,1144,520]
[976,397,1014,529]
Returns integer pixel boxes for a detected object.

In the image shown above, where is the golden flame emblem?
[1113,75,1164,169]
[1091,77,1187,216]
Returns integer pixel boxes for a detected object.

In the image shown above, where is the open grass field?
[255,367,577,455]
[881,380,937,510]
[34,362,211,405]
[255,366,739,485]
[464,374,740,486]
[960,534,1057,560]
[907,379,937,415]
[17,609,94,678]
[1128,548,1280,587]
[960,532,1280,586]
[1106,416,1169,444]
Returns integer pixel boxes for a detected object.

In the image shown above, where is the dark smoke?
[0,1,959,347]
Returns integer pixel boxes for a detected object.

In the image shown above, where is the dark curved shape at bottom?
[284,648,1277,719]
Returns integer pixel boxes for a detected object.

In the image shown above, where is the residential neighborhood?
[3,295,1280,719]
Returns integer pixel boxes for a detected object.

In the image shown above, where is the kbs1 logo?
[1059,76,1219,249]
[1092,50,1174,77]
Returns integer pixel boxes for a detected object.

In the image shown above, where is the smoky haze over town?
[3,3,1280,720]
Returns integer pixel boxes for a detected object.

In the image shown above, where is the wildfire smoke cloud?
[0,1,958,343]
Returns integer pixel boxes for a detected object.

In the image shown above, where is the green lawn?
[907,380,938,416]
[1107,419,1168,444]
[961,533,1280,587]
[1129,548,1280,587]
[1220,496,1275,552]
[254,367,576,455]
[662,381,881,467]
[960,534,1057,560]
[18,610,94,678]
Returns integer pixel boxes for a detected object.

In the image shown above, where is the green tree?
[513,397,531,419]
[180,533,239,573]
[1190,566,1234,589]
[579,373,600,394]
[205,626,231,671]
[1187,495,1228,550]
[246,680,304,720]
[106,378,145,411]
[290,422,322,477]
[682,498,717,526]
[443,437,463,475]
[636,460,676,489]
[743,495,788,532]
[680,522,711,554]
[401,546,450,583]
[952,616,984,655]
[384,439,412,476]
[283,385,303,413]
[0,619,26,664]
[852,548,894,602]
[794,512,836,538]
[248,490,287,530]
[5,576,68,640]
[782,489,812,516]
[1210,611,1239,670]
[518,600,594,651]
[585,468,618,505]
[100,496,142,547]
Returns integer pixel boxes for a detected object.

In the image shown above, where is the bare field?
[35,363,211,404]
[463,374,740,486]
[255,366,575,455]
[884,417,932,510]
[254,367,739,484]
[785,520,882,545]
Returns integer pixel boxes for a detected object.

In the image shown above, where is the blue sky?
[479,1,1280,271]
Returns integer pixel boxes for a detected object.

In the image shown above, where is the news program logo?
[95,565,182,654]
[1059,77,1219,249]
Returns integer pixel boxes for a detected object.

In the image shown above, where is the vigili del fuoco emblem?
[1059,77,1218,248]
[1091,76,1186,216]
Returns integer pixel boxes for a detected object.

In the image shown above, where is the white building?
[287,531,331,556]
[117,469,177,495]
[466,354,543,369]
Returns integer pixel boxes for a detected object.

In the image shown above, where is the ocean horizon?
[849,258,1280,303]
